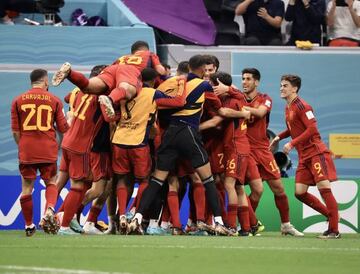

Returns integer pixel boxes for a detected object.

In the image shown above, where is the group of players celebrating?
[11,40,340,239]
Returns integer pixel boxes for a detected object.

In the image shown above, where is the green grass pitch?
[0,231,359,274]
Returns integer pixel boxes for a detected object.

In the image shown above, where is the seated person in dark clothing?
[236,0,285,45]
[285,0,326,45]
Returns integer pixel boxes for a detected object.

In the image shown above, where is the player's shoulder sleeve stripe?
[294,97,305,111]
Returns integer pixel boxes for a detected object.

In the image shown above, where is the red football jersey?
[201,98,223,144]
[61,90,104,154]
[246,92,273,150]
[11,88,68,163]
[221,94,250,155]
[284,96,328,160]
[113,50,161,72]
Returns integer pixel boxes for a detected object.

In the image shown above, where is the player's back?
[62,90,104,154]
[11,87,67,163]
[113,50,160,72]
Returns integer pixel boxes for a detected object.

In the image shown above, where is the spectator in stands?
[326,0,360,46]
[285,0,326,45]
[235,0,285,45]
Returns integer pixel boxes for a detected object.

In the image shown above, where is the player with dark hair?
[11,69,69,236]
[203,54,219,81]
[270,74,340,239]
[213,68,302,236]
[127,55,233,236]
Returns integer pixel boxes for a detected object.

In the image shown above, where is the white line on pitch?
[0,265,131,274]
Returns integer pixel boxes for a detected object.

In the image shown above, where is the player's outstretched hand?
[269,136,280,151]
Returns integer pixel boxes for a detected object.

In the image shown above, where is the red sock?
[246,196,258,226]
[76,204,85,223]
[193,183,205,222]
[116,185,128,216]
[227,204,238,229]
[68,70,89,90]
[57,202,65,213]
[109,87,127,103]
[45,184,58,212]
[296,192,329,217]
[20,194,33,226]
[167,191,182,229]
[249,195,259,211]
[136,180,148,210]
[319,188,339,233]
[275,194,290,223]
[87,206,102,223]
[238,206,250,232]
[216,183,228,224]
[205,201,213,225]
[161,203,171,223]
[61,188,84,227]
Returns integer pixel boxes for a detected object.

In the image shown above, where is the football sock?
[68,70,89,90]
[275,194,290,223]
[45,183,58,211]
[161,203,170,223]
[202,176,222,217]
[61,188,84,227]
[136,177,163,215]
[136,180,148,209]
[238,206,250,232]
[20,194,33,226]
[192,183,205,222]
[246,196,258,226]
[109,87,127,103]
[167,191,182,229]
[295,192,329,217]
[249,195,259,211]
[116,185,128,215]
[227,204,238,229]
[87,206,101,223]
[319,188,339,233]
[216,182,228,224]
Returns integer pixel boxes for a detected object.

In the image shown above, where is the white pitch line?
[0,244,359,252]
[0,265,131,274]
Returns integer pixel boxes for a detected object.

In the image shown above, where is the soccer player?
[270,74,340,239]
[200,71,253,235]
[203,55,219,81]
[58,65,111,235]
[214,68,302,236]
[127,55,233,236]
[11,69,69,236]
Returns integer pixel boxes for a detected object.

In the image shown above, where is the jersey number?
[119,56,143,65]
[313,162,324,177]
[21,104,52,131]
[269,160,280,172]
[73,95,93,120]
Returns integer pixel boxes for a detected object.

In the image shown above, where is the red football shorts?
[205,138,225,174]
[224,151,249,184]
[245,155,261,181]
[250,148,281,181]
[112,145,151,178]
[19,163,57,181]
[61,149,91,180]
[98,64,142,94]
[90,151,112,181]
[296,152,337,185]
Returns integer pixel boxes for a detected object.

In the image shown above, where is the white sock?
[214,216,223,225]
[282,222,290,226]
[149,219,159,228]
[134,213,143,224]
[187,219,193,227]
[161,221,169,229]
[60,226,69,230]
[25,223,35,229]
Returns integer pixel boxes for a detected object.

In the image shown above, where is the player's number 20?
[21,104,52,131]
